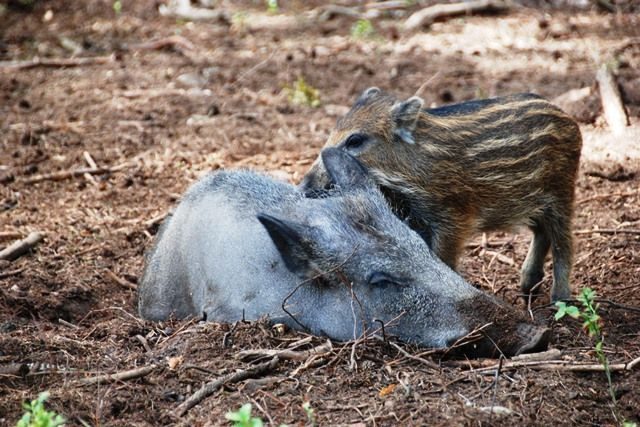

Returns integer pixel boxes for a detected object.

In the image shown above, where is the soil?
[1,1,639,426]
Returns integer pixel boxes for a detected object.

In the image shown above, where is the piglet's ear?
[321,147,371,191]
[355,86,381,105]
[257,213,315,275]
[390,96,424,144]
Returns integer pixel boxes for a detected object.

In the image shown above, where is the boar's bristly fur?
[139,149,551,357]
[301,88,582,302]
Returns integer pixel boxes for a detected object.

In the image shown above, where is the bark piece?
[596,64,630,135]
[0,232,44,261]
[404,0,508,31]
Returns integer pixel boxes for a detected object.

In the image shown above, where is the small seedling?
[231,11,248,33]
[285,76,321,108]
[225,403,263,427]
[303,401,316,426]
[113,0,122,14]
[555,288,629,424]
[351,19,375,40]
[266,0,279,14]
[16,392,65,427]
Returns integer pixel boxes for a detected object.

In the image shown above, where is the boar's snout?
[299,166,333,198]
[514,324,551,356]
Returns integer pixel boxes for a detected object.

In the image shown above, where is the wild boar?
[301,88,582,302]
[138,148,550,357]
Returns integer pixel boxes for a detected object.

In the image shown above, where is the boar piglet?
[301,88,582,302]
[138,148,549,357]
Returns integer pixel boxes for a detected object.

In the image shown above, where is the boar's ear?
[321,147,371,191]
[257,213,315,274]
[390,96,424,144]
[355,87,381,105]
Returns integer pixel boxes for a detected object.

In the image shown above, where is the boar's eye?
[368,271,401,289]
[344,133,368,151]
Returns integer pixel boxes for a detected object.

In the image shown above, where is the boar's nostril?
[304,188,329,199]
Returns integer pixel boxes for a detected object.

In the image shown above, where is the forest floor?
[1,1,639,425]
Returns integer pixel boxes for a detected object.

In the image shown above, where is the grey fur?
[138,149,549,357]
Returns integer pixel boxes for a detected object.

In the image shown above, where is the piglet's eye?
[368,271,400,288]
[344,133,368,151]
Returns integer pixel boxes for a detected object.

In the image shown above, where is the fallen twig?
[509,348,562,362]
[404,0,508,31]
[449,355,640,373]
[120,88,212,99]
[144,212,169,228]
[21,164,129,184]
[290,355,328,377]
[464,238,513,249]
[596,63,629,135]
[595,299,640,314]
[0,232,45,261]
[175,356,280,417]
[82,151,99,186]
[315,4,362,21]
[577,190,640,205]
[159,0,229,22]
[236,341,332,362]
[482,249,515,267]
[105,269,137,291]
[387,340,440,370]
[78,364,157,386]
[574,228,640,235]
[83,151,98,169]
[366,1,409,10]
[129,35,195,52]
[0,268,24,279]
[0,231,22,241]
[243,376,288,393]
[0,55,115,72]
[58,319,80,330]
[0,363,30,377]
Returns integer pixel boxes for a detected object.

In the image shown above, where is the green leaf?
[16,412,31,427]
[579,287,596,307]
[554,302,579,320]
[16,392,65,427]
[225,404,264,427]
[554,301,567,320]
[564,306,580,318]
[351,19,375,39]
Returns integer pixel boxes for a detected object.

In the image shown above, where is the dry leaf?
[167,356,184,370]
[378,383,397,397]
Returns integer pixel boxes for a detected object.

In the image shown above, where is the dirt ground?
[1,1,640,425]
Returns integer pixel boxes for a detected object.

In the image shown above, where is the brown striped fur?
[301,88,582,301]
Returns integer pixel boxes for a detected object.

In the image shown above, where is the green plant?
[555,288,627,424]
[231,11,248,32]
[225,403,263,427]
[303,401,316,426]
[113,0,122,14]
[285,76,321,108]
[266,0,278,14]
[16,392,65,427]
[350,19,375,39]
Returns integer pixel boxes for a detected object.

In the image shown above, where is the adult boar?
[139,148,550,357]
